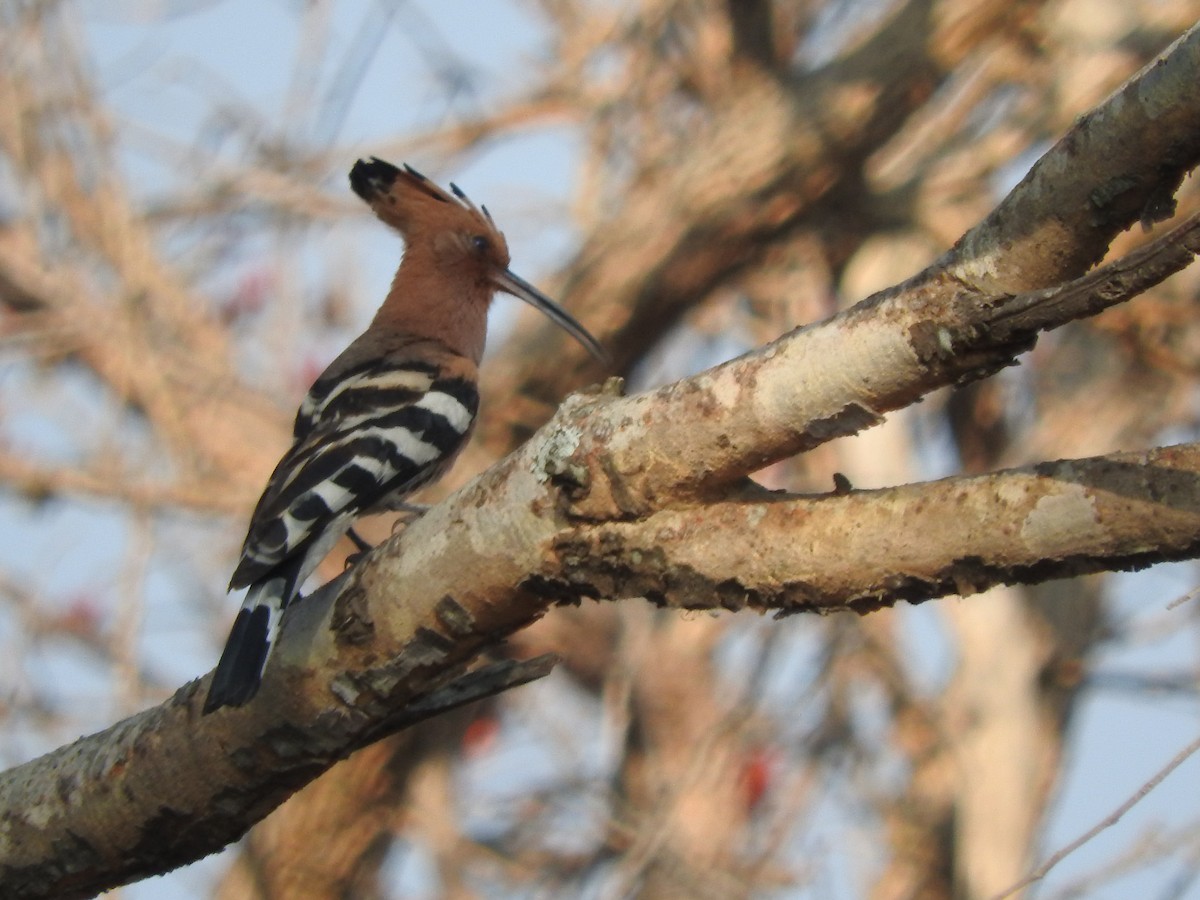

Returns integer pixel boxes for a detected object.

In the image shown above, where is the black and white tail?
[203,568,296,713]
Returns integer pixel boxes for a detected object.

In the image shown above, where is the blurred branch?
[0,13,296,505]
[0,453,247,513]
[726,0,777,72]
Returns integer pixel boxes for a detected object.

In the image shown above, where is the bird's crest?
[349,157,501,243]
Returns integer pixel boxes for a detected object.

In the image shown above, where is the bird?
[203,157,606,714]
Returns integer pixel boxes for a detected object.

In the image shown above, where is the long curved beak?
[492,268,609,364]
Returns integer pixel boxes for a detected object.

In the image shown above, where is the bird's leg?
[343,527,375,569]
[342,507,430,569]
[393,502,430,528]
[347,527,374,552]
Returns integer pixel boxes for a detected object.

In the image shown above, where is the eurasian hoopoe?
[203,158,605,714]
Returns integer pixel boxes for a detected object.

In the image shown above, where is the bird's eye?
[471,235,490,253]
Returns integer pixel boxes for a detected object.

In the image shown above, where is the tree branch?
[545,445,1200,614]
[0,648,557,900]
[4,420,1200,898]
[557,209,1200,520]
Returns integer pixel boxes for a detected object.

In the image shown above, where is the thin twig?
[991,733,1200,900]
[1166,585,1200,611]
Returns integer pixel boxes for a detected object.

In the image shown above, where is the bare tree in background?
[1,1,1200,899]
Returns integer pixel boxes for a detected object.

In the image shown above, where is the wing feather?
[230,364,478,589]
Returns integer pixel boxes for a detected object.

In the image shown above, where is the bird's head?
[350,158,606,363]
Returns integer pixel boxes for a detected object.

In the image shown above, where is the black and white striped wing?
[229,364,479,590]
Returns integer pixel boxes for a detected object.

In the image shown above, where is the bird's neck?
[373,250,492,364]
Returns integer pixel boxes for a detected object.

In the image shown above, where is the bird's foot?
[393,503,430,530]
[344,527,375,568]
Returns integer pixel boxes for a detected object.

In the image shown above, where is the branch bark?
[3,423,1200,899]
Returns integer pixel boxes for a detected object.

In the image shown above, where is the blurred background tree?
[1,1,1199,897]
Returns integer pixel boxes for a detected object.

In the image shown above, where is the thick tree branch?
[559,209,1200,519]
[947,21,1200,291]
[0,651,557,900]
[546,445,1200,614]
[4,423,1200,898]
